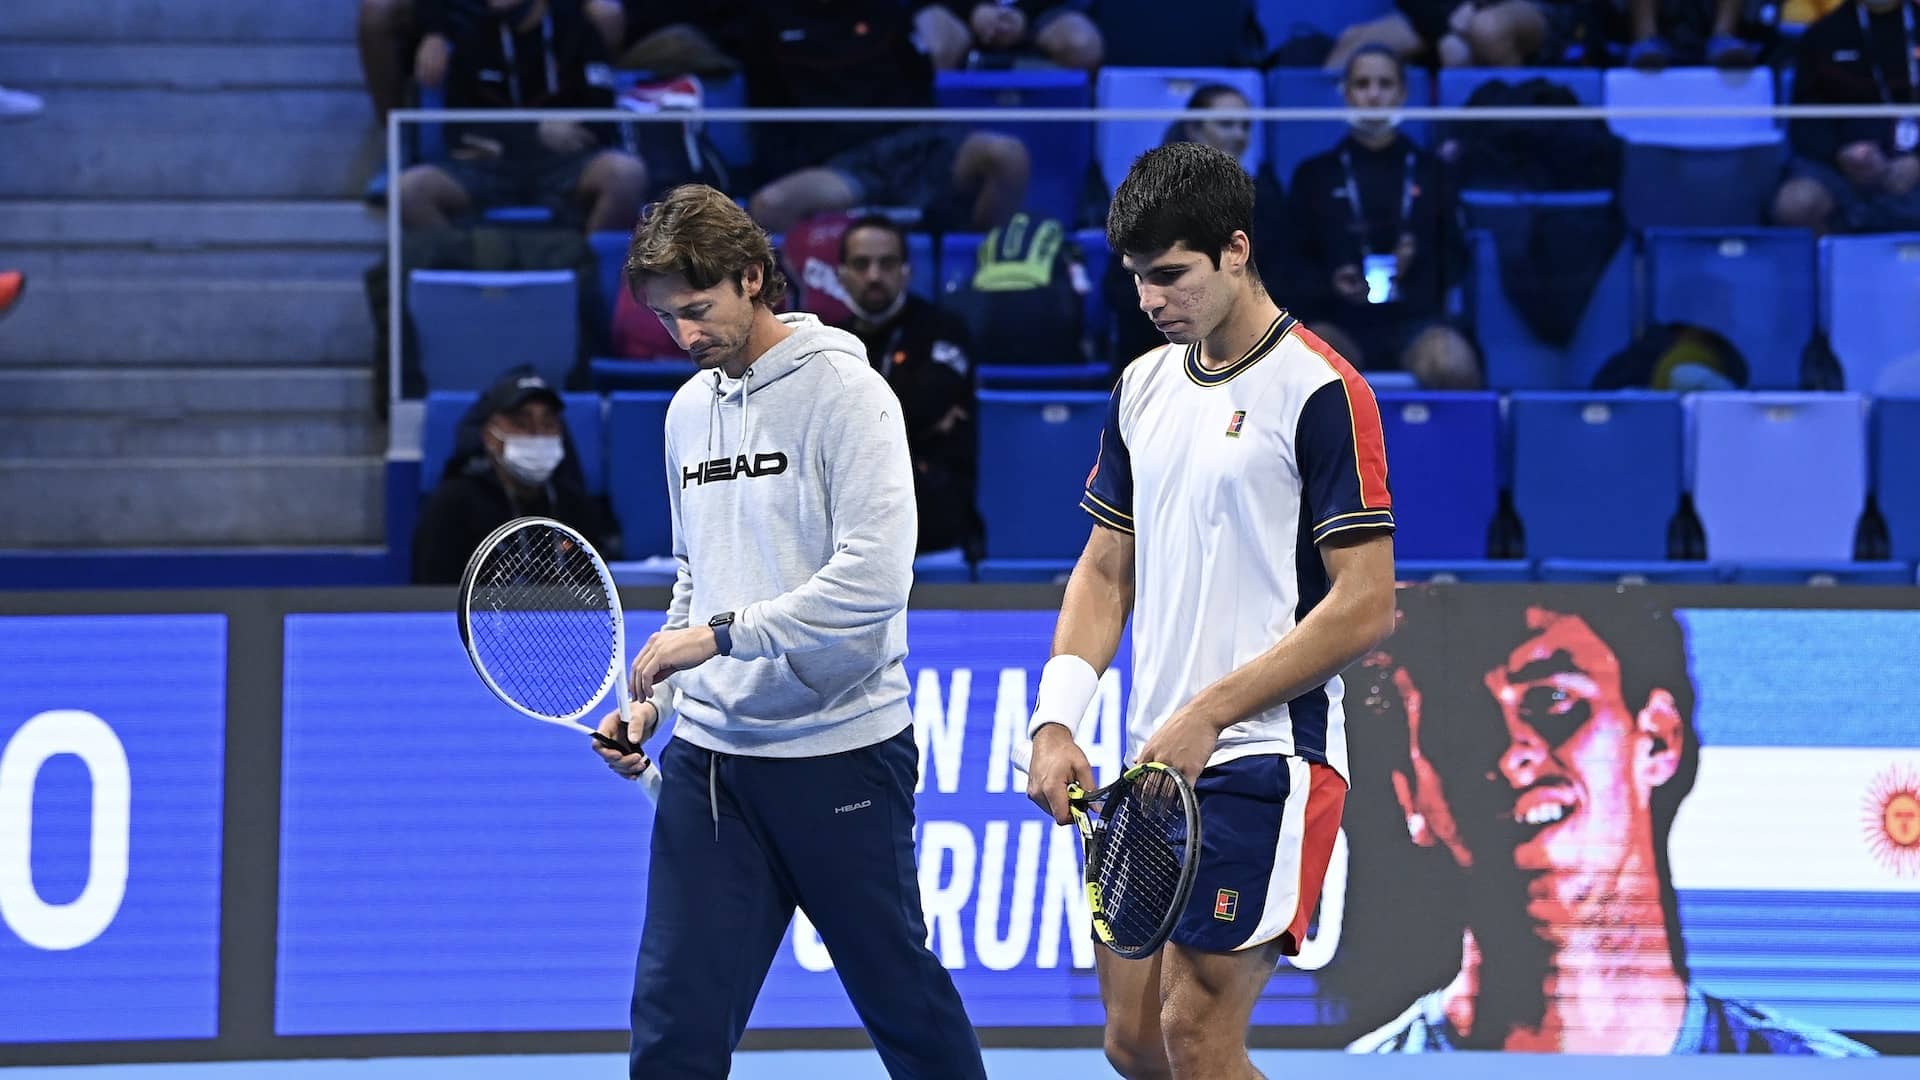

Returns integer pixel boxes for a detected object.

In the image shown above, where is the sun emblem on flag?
[1863,764,1920,878]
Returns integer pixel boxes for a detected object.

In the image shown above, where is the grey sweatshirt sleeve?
[728,364,916,660]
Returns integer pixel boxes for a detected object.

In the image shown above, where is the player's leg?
[1157,756,1349,1079]
[396,163,473,228]
[629,739,797,1080]
[1461,0,1549,66]
[573,149,650,232]
[1096,950,1171,1080]
[747,169,859,234]
[748,725,987,1079]
[1033,11,1105,70]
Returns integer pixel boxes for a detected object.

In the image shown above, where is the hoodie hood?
[712,312,868,401]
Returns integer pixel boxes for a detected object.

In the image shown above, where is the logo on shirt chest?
[1225,410,1248,438]
[681,452,789,488]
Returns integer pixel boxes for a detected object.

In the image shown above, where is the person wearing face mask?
[1283,46,1480,390]
[1103,84,1288,365]
[829,216,983,559]
[409,365,618,584]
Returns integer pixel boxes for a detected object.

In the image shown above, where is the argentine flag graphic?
[1670,609,1920,1034]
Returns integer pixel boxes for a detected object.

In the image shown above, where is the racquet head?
[1071,762,1202,960]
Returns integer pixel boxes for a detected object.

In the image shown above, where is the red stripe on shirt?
[1281,763,1350,957]
[1292,325,1392,510]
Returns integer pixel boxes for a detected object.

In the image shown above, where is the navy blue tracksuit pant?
[629,724,986,1079]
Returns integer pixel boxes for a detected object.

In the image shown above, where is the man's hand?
[538,119,596,154]
[1025,723,1095,825]
[1839,140,1890,188]
[630,626,719,701]
[592,701,659,782]
[1133,703,1222,785]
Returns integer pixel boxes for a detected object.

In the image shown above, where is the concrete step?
[0,458,385,547]
[0,201,384,250]
[0,413,382,458]
[0,248,380,282]
[0,368,375,414]
[0,43,362,90]
[1,88,375,199]
[0,0,355,44]
[0,278,374,366]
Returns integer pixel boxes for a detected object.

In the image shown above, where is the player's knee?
[1772,178,1832,229]
[1103,1029,1171,1080]
[747,183,798,231]
[593,151,650,196]
[971,132,1031,185]
[1159,1008,1233,1076]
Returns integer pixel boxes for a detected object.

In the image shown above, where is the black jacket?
[441,0,618,159]
[1283,133,1466,327]
[1790,0,1920,167]
[411,461,618,585]
[837,295,981,555]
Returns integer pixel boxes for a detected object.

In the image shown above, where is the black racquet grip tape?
[592,730,636,755]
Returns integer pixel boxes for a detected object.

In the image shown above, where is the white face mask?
[1349,110,1403,136]
[843,286,907,325]
[494,431,565,486]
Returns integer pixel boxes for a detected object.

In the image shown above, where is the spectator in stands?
[0,271,24,317]
[0,85,43,118]
[720,0,1030,234]
[830,216,983,558]
[1105,85,1288,363]
[1772,0,1920,234]
[1326,0,1561,69]
[411,365,617,585]
[913,2,1105,71]
[394,0,649,234]
[1284,47,1480,389]
[591,1,739,74]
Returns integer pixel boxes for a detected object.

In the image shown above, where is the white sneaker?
[0,86,45,118]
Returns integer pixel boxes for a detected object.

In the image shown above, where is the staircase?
[0,0,386,548]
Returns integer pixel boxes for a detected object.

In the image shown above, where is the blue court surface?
[4,1051,1913,1079]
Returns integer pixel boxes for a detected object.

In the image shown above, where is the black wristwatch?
[709,611,735,657]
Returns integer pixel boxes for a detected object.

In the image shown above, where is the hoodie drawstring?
[738,368,753,457]
[706,368,756,464]
[708,752,719,842]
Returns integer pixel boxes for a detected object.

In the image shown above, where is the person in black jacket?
[394,0,649,234]
[912,1,1105,70]
[1283,46,1480,389]
[831,216,983,558]
[411,366,618,584]
[1773,0,1920,234]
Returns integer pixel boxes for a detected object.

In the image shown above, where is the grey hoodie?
[660,312,917,757]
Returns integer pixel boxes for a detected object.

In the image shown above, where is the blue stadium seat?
[1822,233,1920,393]
[605,392,676,560]
[1264,68,1433,195]
[1724,561,1914,585]
[420,391,605,496]
[1096,68,1265,192]
[976,391,1108,566]
[1605,68,1784,229]
[1688,392,1869,562]
[1644,229,1817,389]
[907,230,938,302]
[978,364,1112,389]
[940,233,985,298]
[1536,559,1724,583]
[1257,0,1393,44]
[1396,560,1535,582]
[1510,392,1682,558]
[1467,212,1635,390]
[1074,227,1113,356]
[589,230,628,320]
[409,270,578,393]
[701,72,752,172]
[1437,67,1604,107]
[1875,397,1920,561]
[1375,392,1500,560]
[935,70,1092,226]
[589,358,696,393]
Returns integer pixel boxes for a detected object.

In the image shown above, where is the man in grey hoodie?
[591,184,986,1080]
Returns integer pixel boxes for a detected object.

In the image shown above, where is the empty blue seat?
[409,270,578,393]
[1822,233,1920,393]
[1376,392,1500,560]
[1264,68,1433,196]
[935,69,1092,226]
[978,364,1111,389]
[1605,68,1784,229]
[1875,397,1920,561]
[1510,392,1682,558]
[907,230,937,302]
[1645,229,1816,389]
[1396,560,1535,583]
[589,231,628,321]
[1075,227,1113,354]
[1688,392,1868,562]
[1724,560,1914,585]
[977,391,1109,562]
[1468,214,1635,390]
[589,358,696,393]
[606,392,676,560]
[1603,67,1778,147]
[1096,67,1265,191]
[701,72,752,172]
[1536,559,1723,583]
[420,391,605,495]
[1437,67,1603,107]
[940,233,985,299]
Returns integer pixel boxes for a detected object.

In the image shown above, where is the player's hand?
[413,33,452,88]
[1839,141,1889,188]
[630,626,719,701]
[1026,723,1094,826]
[1134,705,1220,785]
[592,703,658,782]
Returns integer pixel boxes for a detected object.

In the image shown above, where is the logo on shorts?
[1225,410,1247,438]
[834,799,873,815]
[1213,888,1238,921]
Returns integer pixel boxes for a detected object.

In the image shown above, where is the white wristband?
[1028,654,1100,739]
